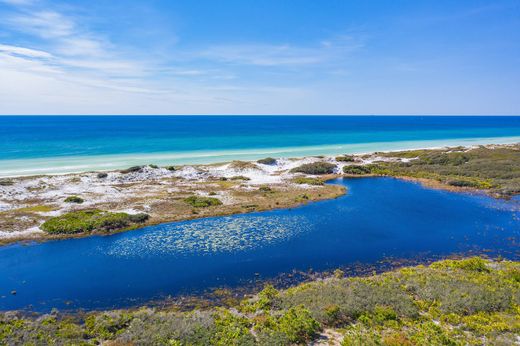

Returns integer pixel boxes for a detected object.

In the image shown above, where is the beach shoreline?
[2,135,520,178]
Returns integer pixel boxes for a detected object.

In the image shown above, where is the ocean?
[1,115,520,177]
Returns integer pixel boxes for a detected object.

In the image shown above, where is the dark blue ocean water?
[1,116,520,176]
[0,177,518,311]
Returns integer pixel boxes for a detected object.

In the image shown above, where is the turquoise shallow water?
[1,116,520,176]
[0,177,518,311]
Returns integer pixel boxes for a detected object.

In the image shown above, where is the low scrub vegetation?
[340,145,520,197]
[291,162,337,175]
[64,196,84,204]
[184,196,223,208]
[335,155,355,162]
[40,210,149,234]
[1,257,518,345]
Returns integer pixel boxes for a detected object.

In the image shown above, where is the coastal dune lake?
[1,177,519,311]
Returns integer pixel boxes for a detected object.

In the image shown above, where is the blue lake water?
[0,177,519,312]
[1,116,520,176]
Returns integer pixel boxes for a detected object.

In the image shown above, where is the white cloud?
[7,10,75,39]
[0,43,52,58]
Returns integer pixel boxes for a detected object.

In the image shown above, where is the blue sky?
[0,0,519,115]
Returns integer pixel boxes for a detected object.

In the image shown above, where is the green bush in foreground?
[1,257,518,345]
[291,162,337,175]
[184,196,223,208]
[40,210,149,234]
[64,196,84,204]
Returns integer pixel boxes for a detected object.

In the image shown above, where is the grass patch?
[15,205,56,213]
[184,196,223,208]
[293,177,324,185]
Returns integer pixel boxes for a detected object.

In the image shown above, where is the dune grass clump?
[291,162,336,175]
[229,161,259,170]
[40,210,149,234]
[184,196,223,208]
[293,177,324,185]
[64,196,84,204]
[229,175,251,181]
[97,172,108,179]
[120,166,143,174]
[257,157,277,165]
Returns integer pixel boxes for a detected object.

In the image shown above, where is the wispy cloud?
[0,43,51,58]
[198,36,363,67]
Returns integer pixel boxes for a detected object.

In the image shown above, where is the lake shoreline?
[1,142,519,246]
[2,256,519,345]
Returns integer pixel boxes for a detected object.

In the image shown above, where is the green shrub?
[257,157,277,165]
[336,155,355,162]
[212,311,255,346]
[293,177,324,185]
[341,324,382,346]
[291,162,336,175]
[343,165,371,175]
[149,164,158,169]
[0,179,14,186]
[128,213,150,223]
[97,172,108,179]
[229,175,251,181]
[40,210,149,234]
[120,166,143,174]
[64,196,84,204]
[184,196,223,208]
[430,257,490,272]
[85,312,133,339]
[259,186,272,192]
[275,306,321,344]
[166,166,176,171]
[255,284,280,311]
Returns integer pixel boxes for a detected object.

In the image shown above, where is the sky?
[0,0,519,115]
